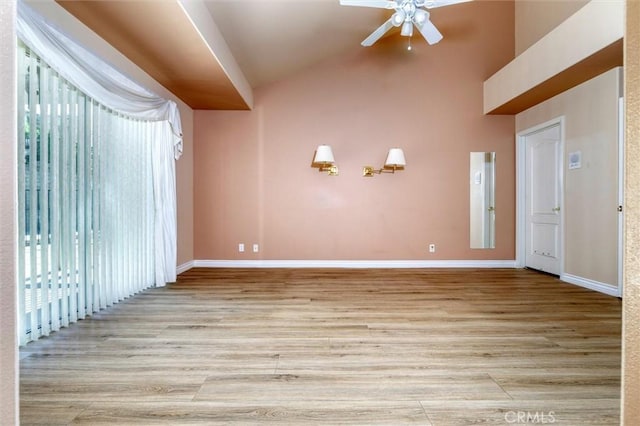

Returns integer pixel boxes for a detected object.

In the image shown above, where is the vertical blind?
[17,43,156,344]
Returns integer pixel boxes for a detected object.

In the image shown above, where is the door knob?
[552,207,560,212]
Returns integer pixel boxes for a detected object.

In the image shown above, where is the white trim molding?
[561,273,622,297]
[176,260,195,275]
[188,260,518,270]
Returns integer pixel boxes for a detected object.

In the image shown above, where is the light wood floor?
[20,268,622,425]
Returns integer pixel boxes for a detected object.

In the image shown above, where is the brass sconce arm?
[362,165,402,177]
[319,164,339,176]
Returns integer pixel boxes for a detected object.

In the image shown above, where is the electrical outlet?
[253,244,259,253]
[238,243,245,253]
[429,244,436,253]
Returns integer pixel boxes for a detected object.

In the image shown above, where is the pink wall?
[176,106,194,266]
[194,1,515,261]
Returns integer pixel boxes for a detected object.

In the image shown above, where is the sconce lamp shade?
[314,144,335,164]
[385,148,406,167]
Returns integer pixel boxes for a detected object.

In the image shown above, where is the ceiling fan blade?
[361,17,395,46]
[416,19,443,45]
[340,0,398,9]
[421,0,472,9]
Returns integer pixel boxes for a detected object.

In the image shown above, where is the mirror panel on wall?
[470,152,496,249]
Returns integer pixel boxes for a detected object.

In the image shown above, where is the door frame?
[618,96,624,296]
[516,116,565,273]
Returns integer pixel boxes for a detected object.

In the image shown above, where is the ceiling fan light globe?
[391,11,405,26]
[400,21,414,37]
[413,8,428,25]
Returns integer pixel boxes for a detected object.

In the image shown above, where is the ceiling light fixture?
[340,0,472,47]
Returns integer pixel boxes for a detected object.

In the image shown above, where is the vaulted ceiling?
[54,1,378,109]
[55,0,623,113]
[55,0,473,110]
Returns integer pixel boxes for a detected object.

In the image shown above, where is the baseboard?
[176,260,195,275]
[191,260,518,269]
[561,273,621,297]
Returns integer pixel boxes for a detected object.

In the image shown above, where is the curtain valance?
[17,0,183,159]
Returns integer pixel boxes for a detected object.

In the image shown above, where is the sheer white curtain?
[152,121,178,284]
[17,0,182,287]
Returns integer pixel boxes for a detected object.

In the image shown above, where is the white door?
[524,124,562,275]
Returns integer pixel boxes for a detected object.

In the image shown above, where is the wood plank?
[69,401,431,425]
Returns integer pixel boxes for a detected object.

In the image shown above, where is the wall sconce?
[312,145,339,176]
[363,148,406,177]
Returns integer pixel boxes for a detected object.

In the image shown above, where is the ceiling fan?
[340,0,471,47]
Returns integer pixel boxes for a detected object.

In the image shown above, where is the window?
[17,43,156,344]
